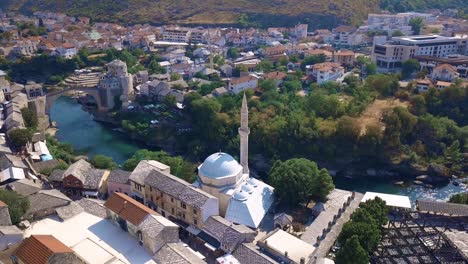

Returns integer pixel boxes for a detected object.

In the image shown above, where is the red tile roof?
[104,192,157,226]
[15,235,72,264]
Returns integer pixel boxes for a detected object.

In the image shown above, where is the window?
[194,219,198,225]
[150,186,152,192]
[181,202,186,209]
[193,208,197,215]
[182,213,186,220]
[171,208,175,214]
[170,197,174,203]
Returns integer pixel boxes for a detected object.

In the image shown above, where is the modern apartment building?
[372,35,464,72]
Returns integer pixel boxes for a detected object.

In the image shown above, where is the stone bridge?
[45,86,105,113]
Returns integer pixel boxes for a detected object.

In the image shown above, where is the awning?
[83,191,99,197]
[186,225,201,236]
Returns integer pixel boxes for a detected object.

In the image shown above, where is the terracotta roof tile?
[14,235,72,264]
[104,192,156,225]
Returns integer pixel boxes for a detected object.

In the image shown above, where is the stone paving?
[300,189,364,263]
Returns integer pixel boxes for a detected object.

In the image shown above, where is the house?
[23,189,71,221]
[436,81,453,90]
[107,169,132,197]
[4,178,42,196]
[12,235,84,264]
[0,70,9,103]
[416,79,433,92]
[212,87,228,97]
[144,169,220,229]
[263,71,287,86]
[0,167,26,185]
[333,50,355,66]
[104,192,180,255]
[53,43,77,59]
[0,225,23,251]
[53,159,110,199]
[134,70,149,86]
[202,216,256,253]
[0,201,12,225]
[228,75,258,94]
[431,64,460,82]
[258,228,315,264]
[128,160,171,203]
[24,81,44,99]
[231,243,276,264]
[308,62,345,84]
[153,242,206,264]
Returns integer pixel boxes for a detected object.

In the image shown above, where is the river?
[50,96,466,204]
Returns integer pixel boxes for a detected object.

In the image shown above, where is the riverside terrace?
[372,200,468,264]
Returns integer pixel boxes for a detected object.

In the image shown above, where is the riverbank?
[49,96,466,203]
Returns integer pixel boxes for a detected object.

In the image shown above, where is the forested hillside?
[0,0,379,28]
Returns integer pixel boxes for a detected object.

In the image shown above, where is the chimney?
[300,257,305,264]
[123,201,128,208]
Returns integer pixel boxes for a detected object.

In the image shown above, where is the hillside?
[0,0,379,28]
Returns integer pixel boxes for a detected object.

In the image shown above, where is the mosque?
[195,94,274,228]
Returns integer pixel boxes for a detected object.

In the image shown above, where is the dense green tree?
[227,47,240,59]
[123,150,196,182]
[269,158,334,207]
[0,189,30,224]
[392,30,405,37]
[258,79,278,93]
[335,235,369,264]
[256,60,273,72]
[91,155,118,170]
[8,129,32,149]
[338,221,381,252]
[365,74,399,97]
[21,108,38,130]
[359,197,389,226]
[300,54,326,70]
[409,17,424,35]
[402,59,420,79]
[448,193,468,205]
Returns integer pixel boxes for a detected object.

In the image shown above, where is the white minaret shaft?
[239,93,249,174]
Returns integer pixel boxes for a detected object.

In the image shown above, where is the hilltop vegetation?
[1,0,379,28]
[380,0,468,15]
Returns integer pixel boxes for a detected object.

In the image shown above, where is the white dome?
[199,152,242,179]
[241,183,254,194]
[247,178,259,187]
[233,189,249,201]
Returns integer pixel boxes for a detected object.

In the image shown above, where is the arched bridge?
[45,86,106,113]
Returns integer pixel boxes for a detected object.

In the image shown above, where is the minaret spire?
[239,93,249,174]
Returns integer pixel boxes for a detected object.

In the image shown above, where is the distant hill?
[0,0,380,28]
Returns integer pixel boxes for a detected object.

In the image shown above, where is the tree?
[392,30,405,37]
[359,197,389,226]
[338,221,381,253]
[336,116,361,143]
[409,17,424,35]
[365,74,399,97]
[448,193,468,205]
[91,155,118,170]
[402,59,420,79]
[123,150,196,182]
[163,95,177,108]
[0,189,30,224]
[21,108,38,129]
[256,60,273,72]
[170,73,181,81]
[269,158,334,207]
[8,129,32,149]
[258,79,277,93]
[335,235,369,264]
[227,47,240,59]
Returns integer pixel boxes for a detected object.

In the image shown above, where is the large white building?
[196,94,274,228]
[372,35,465,72]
